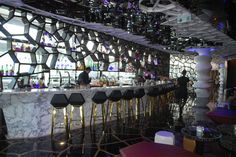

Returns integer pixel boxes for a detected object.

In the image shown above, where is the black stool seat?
[108,90,122,102]
[51,94,69,108]
[159,87,166,95]
[166,85,171,93]
[122,89,134,100]
[50,94,69,139]
[160,86,168,95]
[69,93,85,107]
[92,91,107,104]
[147,88,158,97]
[134,88,145,98]
[154,87,162,96]
[171,84,177,91]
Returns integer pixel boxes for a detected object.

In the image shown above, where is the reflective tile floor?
[0,97,230,157]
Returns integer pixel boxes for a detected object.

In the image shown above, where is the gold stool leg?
[127,100,131,118]
[51,107,56,138]
[116,101,121,120]
[94,104,97,126]
[80,106,85,128]
[148,97,150,116]
[152,97,155,115]
[140,98,145,116]
[151,97,154,116]
[101,103,107,129]
[148,97,152,116]
[130,99,134,118]
[135,98,140,120]
[70,106,74,134]
[63,107,69,139]
[109,102,114,121]
[123,100,127,123]
[90,103,94,126]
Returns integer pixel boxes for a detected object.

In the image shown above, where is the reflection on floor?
[0,97,229,157]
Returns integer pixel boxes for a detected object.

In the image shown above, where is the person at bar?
[77,67,91,89]
[226,88,236,110]
[137,74,145,84]
[144,69,152,80]
[175,69,190,123]
[38,76,46,88]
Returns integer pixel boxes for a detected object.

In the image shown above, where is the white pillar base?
[190,48,214,122]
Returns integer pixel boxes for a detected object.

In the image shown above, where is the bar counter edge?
[0,83,173,139]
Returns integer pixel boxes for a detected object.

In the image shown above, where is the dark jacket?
[78,71,91,85]
[176,76,189,99]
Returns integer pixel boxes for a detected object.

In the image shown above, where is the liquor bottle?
[40,33,45,46]
[12,42,16,51]
[148,55,152,64]
[0,65,3,76]
[45,33,50,46]
[21,43,24,51]
[15,42,21,51]
[49,36,54,47]
[25,42,31,51]
[93,62,98,71]
[71,41,76,51]
[55,59,60,69]
[9,64,14,76]
[5,64,9,76]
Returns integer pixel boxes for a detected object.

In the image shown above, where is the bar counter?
[0,83,173,139]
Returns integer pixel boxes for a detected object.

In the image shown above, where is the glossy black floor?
[0,97,230,157]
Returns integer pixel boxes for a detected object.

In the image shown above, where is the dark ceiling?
[21,0,236,53]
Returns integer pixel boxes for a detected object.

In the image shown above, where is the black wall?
[226,58,236,88]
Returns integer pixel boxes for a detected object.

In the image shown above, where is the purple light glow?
[187,47,216,56]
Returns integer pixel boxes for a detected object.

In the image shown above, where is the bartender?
[77,67,91,88]
[144,69,152,80]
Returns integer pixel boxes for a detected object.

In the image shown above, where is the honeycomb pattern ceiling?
[3,0,236,62]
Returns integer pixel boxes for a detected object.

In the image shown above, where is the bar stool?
[50,94,69,139]
[146,87,158,116]
[134,88,145,119]
[159,85,168,110]
[168,83,176,103]
[69,93,85,132]
[122,89,134,120]
[108,90,122,121]
[90,91,107,128]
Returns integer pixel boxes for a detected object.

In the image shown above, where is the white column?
[191,48,214,121]
[217,63,225,106]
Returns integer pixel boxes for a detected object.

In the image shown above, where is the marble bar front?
[0,83,173,139]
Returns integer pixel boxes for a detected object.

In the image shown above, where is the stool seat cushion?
[92,91,107,104]
[156,87,163,95]
[154,131,175,145]
[69,93,85,106]
[122,90,134,100]
[109,90,122,102]
[147,88,160,97]
[134,88,145,98]
[51,94,69,108]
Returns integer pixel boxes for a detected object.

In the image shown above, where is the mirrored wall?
[0,5,170,90]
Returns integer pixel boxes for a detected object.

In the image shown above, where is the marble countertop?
[0,84,169,94]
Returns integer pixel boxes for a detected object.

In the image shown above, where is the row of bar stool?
[50,89,146,138]
[50,84,175,138]
[50,93,85,139]
[146,84,176,116]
